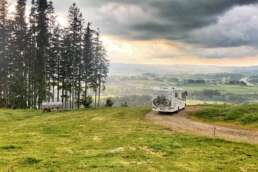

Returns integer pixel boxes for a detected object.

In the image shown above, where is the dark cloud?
[75,0,258,58]
[9,0,258,44]
[8,0,258,59]
[188,4,258,48]
[109,0,257,40]
[87,0,258,53]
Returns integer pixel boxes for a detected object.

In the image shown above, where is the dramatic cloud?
[7,0,258,64]
[92,0,257,40]
[189,4,258,48]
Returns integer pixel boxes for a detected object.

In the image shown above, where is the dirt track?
[146,106,258,144]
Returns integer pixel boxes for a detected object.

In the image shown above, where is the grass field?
[0,107,258,171]
[181,84,258,95]
[191,104,258,129]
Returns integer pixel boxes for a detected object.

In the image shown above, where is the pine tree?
[0,0,8,107]
[35,0,49,108]
[82,23,94,99]
[92,31,109,107]
[0,0,109,109]
[26,0,37,108]
[96,40,109,107]
[8,0,28,108]
[60,29,73,108]
[67,3,84,109]
[54,26,62,102]
[46,1,59,102]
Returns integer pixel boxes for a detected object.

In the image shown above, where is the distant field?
[0,108,258,171]
[181,83,258,95]
[106,76,258,104]
[191,104,258,129]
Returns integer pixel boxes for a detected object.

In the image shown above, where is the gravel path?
[146,106,258,144]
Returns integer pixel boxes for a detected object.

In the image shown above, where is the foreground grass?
[191,104,258,129]
[0,108,257,171]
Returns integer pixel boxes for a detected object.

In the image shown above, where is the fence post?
[213,126,216,137]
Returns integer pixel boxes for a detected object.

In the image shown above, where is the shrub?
[240,114,258,124]
[121,102,128,107]
[82,96,93,108]
[23,157,42,165]
[0,144,21,150]
[106,98,114,107]
[193,104,258,125]
[0,98,6,108]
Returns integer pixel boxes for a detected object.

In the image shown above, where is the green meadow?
[191,104,258,129]
[0,107,257,171]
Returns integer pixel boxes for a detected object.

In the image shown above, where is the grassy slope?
[0,108,257,172]
[191,104,258,129]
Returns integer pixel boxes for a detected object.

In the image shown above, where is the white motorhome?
[152,88,187,113]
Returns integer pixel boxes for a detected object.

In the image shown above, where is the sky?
[7,0,258,66]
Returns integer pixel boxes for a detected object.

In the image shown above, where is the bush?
[121,102,128,107]
[240,114,258,124]
[23,157,42,165]
[82,96,93,108]
[193,104,258,125]
[106,98,114,107]
[0,99,6,108]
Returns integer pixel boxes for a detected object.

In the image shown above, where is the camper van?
[152,88,187,113]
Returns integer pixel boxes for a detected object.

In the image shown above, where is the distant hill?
[109,63,258,76]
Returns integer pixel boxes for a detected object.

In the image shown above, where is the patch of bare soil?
[146,106,258,144]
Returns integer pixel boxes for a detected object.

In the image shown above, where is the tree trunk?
[84,81,88,98]
[52,84,55,102]
[98,78,101,107]
[77,81,81,109]
[94,89,97,108]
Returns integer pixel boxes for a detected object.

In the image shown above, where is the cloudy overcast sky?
[7,0,258,66]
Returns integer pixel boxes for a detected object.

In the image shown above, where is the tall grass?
[192,104,258,125]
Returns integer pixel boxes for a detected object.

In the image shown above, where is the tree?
[0,0,8,107]
[67,3,84,109]
[26,0,37,108]
[91,31,109,107]
[96,35,108,107]
[51,25,62,102]
[35,0,49,108]
[45,1,60,102]
[0,1,109,109]
[82,23,94,100]
[8,0,28,108]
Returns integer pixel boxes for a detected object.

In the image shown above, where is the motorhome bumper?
[152,107,178,113]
